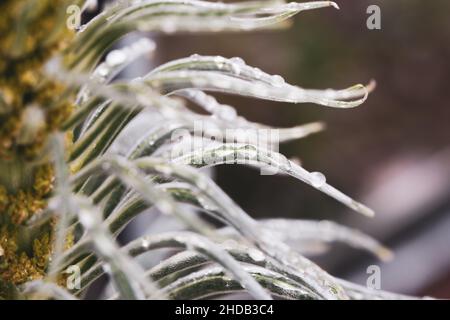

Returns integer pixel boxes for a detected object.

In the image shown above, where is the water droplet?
[79,209,96,228]
[248,248,265,262]
[141,239,150,248]
[86,0,98,11]
[230,57,245,66]
[253,67,263,79]
[203,95,217,111]
[310,171,326,188]
[106,50,126,66]
[96,64,109,77]
[271,75,285,87]
[161,20,176,33]
[213,57,227,70]
[215,105,237,121]
[286,2,300,10]
[102,263,112,273]
[190,53,201,60]
[134,38,156,52]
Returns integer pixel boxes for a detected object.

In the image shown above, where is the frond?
[0,0,431,301]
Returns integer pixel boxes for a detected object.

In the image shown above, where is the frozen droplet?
[79,209,97,229]
[215,105,237,121]
[286,2,300,10]
[204,95,217,109]
[253,67,263,79]
[106,50,126,66]
[190,53,200,60]
[96,64,109,77]
[134,38,156,52]
[193,90,205,100]
[157,200,173,214]
[85,0,98,11]
[161,20,176,33]
[248,248,265,262]
[102,263,112,273]
[230,57,245,66]
[310,171,326,188]
[141,239,150,249]
[271,75,285,87]
[213,56,225,63]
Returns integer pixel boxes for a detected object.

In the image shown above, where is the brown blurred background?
[104,0,450,298]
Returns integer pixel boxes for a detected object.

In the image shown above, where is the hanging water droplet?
[310,171,326,188]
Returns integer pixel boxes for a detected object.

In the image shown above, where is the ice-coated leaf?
[47,134,77,278]
[74,196,162,299]
[171,144,374,217]
[67,1,338,71]
[258,219,393,261]
[145,55,373,108]
[126,157,349,299]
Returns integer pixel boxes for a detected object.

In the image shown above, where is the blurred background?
[97,0,450,298]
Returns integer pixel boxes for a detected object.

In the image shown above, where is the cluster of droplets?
[145,54,370,109]
[228,56,286,88]
[180,89,238,122]
[189,55,286,88]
